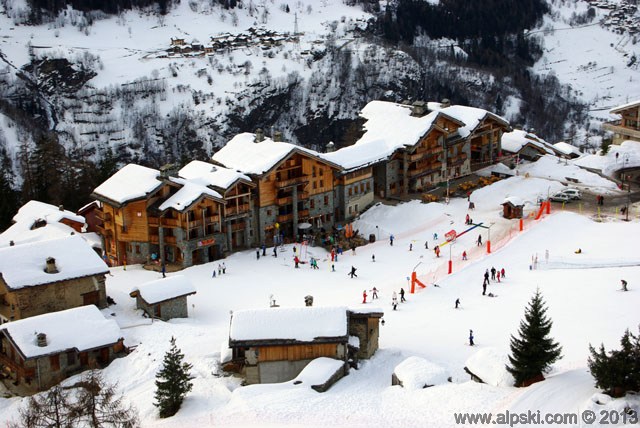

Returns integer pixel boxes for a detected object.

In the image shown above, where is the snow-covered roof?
[610,99,640,114]
[503,196,525,206]
[77,200,102,214]
[0,235,109,290]
[0,305,122,360]
[229,306,348,344]
[394,356,450,389]
[486,163,515,177]
[93,164,162,204]
[179,160,252,190]
[553,142,581,156]
[212,133,321,176]
[320,101,448,171]
[292,357,345,387]
[436,105,509,138]
[13,200,85,226]
[501,129,555,155]
[0,220,77,248]
[348,307,384,316]
[158,178,222,212]
[465,347,514,387]
[132,275,197,304]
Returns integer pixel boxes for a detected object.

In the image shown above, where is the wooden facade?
[603,101,640,145]
[468,115,510,164]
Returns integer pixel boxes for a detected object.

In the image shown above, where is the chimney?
[45,257,58,274]
[36,333,47,347]
[58,205,64,211]
[411,101,427,117]
[9,240,14,246]
[273,130,283,142]
[255,128,264,142]
[441,98,451,108]
[159,163,175,179]
[326,142,335,153]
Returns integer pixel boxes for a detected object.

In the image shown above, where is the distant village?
[587,0,639,36]
[0,98,638,396]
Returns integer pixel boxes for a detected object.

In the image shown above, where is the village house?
[92,163,227,268]
[602,99,640,145]
[225,306,383,385]
[0,200,87,248]
[501,129,563,162]
[0,235,109,323]
[0,305,125,393]
[178,160,256,253]
[501,196,525,220]
[77,200,102,234]
[212,131,342,245]
[129,275,196,321]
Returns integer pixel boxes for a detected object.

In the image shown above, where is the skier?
[400,287,406,302]
[256,249,260,260]
[490,267,496,281]
[161,262,166,278]
[212,268,216,278]
[372,254,376,262]
[352,245,356,255]
[262,244,266,257]
[465,213,470,225]
[331,264,335,272]
[409,243,413,251]
[501,267,505,278]
[621,279,628,291]
[497,270,501,282]
[218,264,222,276]
[462,251,467,261]
[349,266,357,278]
[484,269,490,283]
[424,240,429,250]
[392,291,398,310]
[294,256,300,268]
[372,287,379,299]
[390,234,394,246]
[222,262,226,274]
[433,232,438,241]
[362,290,367,304]
[435,245,440,258]
[273,246,278,258]
[469,330,475,346]
[477,234,483,246]
[455,298,460,309]
[482,281,487,296]
[331,248,335,262]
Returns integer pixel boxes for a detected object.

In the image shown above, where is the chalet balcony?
[276,213,293,223]
[447,153,468,166]
[408,162,443,178]
[230,221,246,232]
[298,209,309,218]
[409,146,443,161]
[276,192,308,205]
[95,211,112,223]
[602,122,640,139]
[275,175,309,189]
[149,235,177,245]
[225,204,250,216]
[94,224,112,237]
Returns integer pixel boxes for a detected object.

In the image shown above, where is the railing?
[225,204,250,216]
[161,218,180,227]
[277,213,293,222]
[96,211,112,223]
[276,196,293,205]
[230,222,246,232]
[275,175,309,188]
[410,146,443,161]
[149,235,177,245]
[298,209,309,218]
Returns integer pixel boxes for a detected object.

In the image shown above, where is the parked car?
[550,193,572,203]
[561,188,582,200]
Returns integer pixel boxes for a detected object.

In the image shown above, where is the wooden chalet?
[501,129,561,161]
[0,235,109,323]
[0,305,125,393]
[13,200,85,233]
[129,275,196,321]
[77,200,102,234]
[212,131,342,245]
[603,100,640,145]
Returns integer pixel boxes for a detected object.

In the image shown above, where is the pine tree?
[588,327,640,397]
[506,289,562,386]
[154,337,194,418]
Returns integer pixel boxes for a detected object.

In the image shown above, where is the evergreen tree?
[506,289,562,386]
[588,327,640,397]
[154,337,194,418]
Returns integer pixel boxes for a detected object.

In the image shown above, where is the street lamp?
[623,154,630,222]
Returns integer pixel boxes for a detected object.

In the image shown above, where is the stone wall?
[136,296,189,321]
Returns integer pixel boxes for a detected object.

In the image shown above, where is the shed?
[129,275,196,321]
[227,306,350,385]
[502,196,525,219]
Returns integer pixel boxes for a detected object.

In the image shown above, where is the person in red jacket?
[294,256,300,268]
[362,290,367,303]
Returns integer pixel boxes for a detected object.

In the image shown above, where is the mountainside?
[0,0,638,228]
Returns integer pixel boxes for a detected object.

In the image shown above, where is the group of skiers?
[482,266,506,295]
[212,262,227,278]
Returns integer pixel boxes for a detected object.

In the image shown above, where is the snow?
[2,129,640,427]
[213,132,320,176]
[610,99,640,114]
[554,142,582,157]
[436,105,508,139]
[0,235,109,290]
[178,160,251,190]
[503,196,524,207]
[229,306,348,343]
[465,347,515,387]
[158,179,222,212]
[291,357,345,387]
[12,200,85,226]
[132,275,196,305]
[92,164,161,204]
[501,129,556,155]
[0,220,78,248]
[0,305,122,359]
[394,356,450,389]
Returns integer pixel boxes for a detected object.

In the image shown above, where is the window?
[267,209,272,216]
[366,182,371,192]
[312,166,316,177]
[348,188,352,196]
[360,183,364,193]
[319,168,324,176]
[348,206,352,214]
[135,245,141,254]
[310,199,315,209]
[67,351,76,365]
[313,181,317,189]
[324,195,329,206]
[319,180,324,188]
